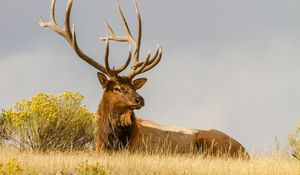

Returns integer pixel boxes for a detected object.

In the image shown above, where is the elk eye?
[113,87,121,93]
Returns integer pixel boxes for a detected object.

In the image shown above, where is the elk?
[40,0,249,158]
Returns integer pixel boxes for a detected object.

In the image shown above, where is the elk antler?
[40,0,162,79]
[100,0,163,79]
[39,0,132,78]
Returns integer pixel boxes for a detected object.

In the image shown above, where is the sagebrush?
[0,158,38,175]
[1,91,95,151]
[75,160,108,175]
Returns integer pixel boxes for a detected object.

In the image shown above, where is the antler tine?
[133,0,142,64]
[128,50,151,78]
[100,1,136,45]
[115,46,132,74]
[104,20,117,39]
[148,45,160,65]
[116,0,133,42]
[50,0,57,24]
[39,0,64,36]
[65,0,73,37]
[39,0,108,75]
[132,44,160,69]
[103,37,115,77]
[102,36,133,77]
[100,0,141,64]
[140,46,163,74]
[129,45,162,77]
[71,26,108,74]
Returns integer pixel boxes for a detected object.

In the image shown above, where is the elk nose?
[135,96,144,106]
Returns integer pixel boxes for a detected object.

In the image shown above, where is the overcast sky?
[1,0,300,152]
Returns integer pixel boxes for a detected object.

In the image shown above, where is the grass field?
[0,147,299,175]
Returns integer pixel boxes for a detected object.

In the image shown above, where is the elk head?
[39,0,163,113]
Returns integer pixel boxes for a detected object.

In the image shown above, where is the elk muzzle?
[130,96,145,109]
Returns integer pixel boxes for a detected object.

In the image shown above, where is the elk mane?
[96,102,136,151]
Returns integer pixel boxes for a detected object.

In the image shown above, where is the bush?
[0,112,10,146]
[0,158,37,175]
[288,122,300,160]
[2,91,95,151]
[75,161,108,175]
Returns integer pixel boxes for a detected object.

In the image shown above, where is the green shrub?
[2,91,95,151]
[288,122,300,160]
[75,161,108,175]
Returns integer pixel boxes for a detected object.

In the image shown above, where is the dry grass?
[0,147,299,175]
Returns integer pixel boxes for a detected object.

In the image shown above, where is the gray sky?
[1,0,300,152]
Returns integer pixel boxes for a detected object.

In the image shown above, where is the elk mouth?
[129,103,144,110]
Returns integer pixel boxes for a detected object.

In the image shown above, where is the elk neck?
[96,92,137,151]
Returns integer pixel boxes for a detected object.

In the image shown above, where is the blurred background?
[1,0,300,152]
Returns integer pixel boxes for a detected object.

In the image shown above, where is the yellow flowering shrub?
[288,122,300,160]
[75,161,108,175]
[2,91,95,151]
[0,158,37,175]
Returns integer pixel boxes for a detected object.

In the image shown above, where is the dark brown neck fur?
[96,93,137,152]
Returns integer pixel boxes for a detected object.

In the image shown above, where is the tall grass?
[289,122,300,160]
[0,147,299,175]
[0,113,9,146]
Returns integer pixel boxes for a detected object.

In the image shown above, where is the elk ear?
[133,78,147,90]
[97,72,108,89]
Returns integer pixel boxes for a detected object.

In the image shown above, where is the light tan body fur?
[127,119,248,157]
[130,119,198,153]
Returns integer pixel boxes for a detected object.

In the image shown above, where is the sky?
[0,0,300,152]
